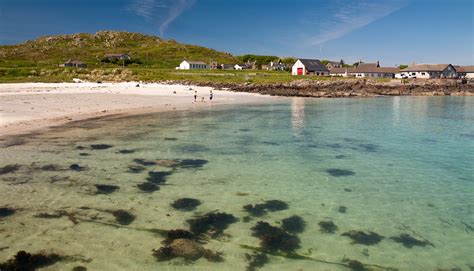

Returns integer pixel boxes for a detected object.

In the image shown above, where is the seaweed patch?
[0,164,21,175]
[245,252,269,271]
[137,182,160,192]
[111,210,136,225]
[147,171,172,184]
[318,221,338,233]
[342,230,384,245]
[281,215,306,234]
[171,198,202,211]
[187,212,237,237]
[390,234,434,248]
[0,207,16,218]
[94,184,120,195]
[134,159,157,166]
[127,165,146,173]
[326,168,356,177]
[117,149,136,154]
[244,200,289,217]
[0,251,63,271]
[90,144,113,150]
[251,221,300,253]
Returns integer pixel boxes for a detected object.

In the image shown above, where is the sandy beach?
[0,82,276,137]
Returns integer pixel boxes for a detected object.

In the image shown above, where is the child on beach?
[210,90,213,101]
[194,90,197,102]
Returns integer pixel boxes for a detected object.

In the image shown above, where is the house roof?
[298,59,329,72]
[329,67,355,74]
[105,53,129,57]
[460,66,474,73]
[402,64,451,72]
[184,60,207,65]
[357,62,379,69]
[327,60,342,66]
[352,66,399,74]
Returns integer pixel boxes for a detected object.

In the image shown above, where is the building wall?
[463,72,474,79]
[352,72,394,78]
[179,61,207,70]
[292,60,306,75]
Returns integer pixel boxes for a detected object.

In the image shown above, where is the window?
[421,72,425,75]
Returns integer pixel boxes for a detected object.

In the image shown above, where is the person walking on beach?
[210,90,213,101]
[194,90,197,102]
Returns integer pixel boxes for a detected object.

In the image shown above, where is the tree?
[398,64,408,69]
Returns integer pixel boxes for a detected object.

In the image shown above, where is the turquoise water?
[0,97,473,270]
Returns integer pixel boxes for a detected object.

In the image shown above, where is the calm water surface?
[0,97,473,270]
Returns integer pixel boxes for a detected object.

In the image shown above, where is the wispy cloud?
[304,0,409,45]
[130,0,196,36]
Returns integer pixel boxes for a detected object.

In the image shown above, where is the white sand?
[0,82,277,137]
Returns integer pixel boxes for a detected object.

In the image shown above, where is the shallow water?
[1,97,473,270]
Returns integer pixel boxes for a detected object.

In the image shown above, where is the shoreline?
[1,80,473,138]
[0,82,279,138]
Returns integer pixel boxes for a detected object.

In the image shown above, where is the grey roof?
[298,59,329,72]
[402,64,451,72]
[185,60,207,65]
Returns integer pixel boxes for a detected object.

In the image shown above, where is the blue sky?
[0,0,473,65]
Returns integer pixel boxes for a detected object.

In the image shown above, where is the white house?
[178,60,208,70]
[456,66,474,79]
[399,64,458,79]
[292,59,329,76]
[234,63,252,70]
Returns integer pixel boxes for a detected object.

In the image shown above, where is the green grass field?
[0,67,365,84]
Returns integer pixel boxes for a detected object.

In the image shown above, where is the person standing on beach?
[210,90,213,101]
[194,90,197,102]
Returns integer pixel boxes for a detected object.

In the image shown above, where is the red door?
[297,68,303,75]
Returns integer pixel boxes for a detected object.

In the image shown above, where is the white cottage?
[178,60,208,70]
[292,59,329,76]
[399,64,458,79]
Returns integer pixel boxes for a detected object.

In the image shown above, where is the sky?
[0,0,473,66]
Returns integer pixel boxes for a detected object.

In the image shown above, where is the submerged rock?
[0,164,21,175]
[338,206,347,213]
[326,168,356,177]
[187,212,238,237]
[137,182,159,192]
[251,221,300,253]
[281,215,306,234]
[90,144,113,150]
[318,221,338,233]
[342,230,384,245]
[0,207,16,218]
[0,250,63,271]
[69,164,85,171]
[170,198,202,211]
[390,234,433,248]
[94,184,120,195]
[152,238,223,262]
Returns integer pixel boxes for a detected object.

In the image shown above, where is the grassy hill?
[0,31,238,68]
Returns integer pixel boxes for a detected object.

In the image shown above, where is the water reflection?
[291,98,305,137]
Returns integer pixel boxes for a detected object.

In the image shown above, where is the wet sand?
[0,82,277,137]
